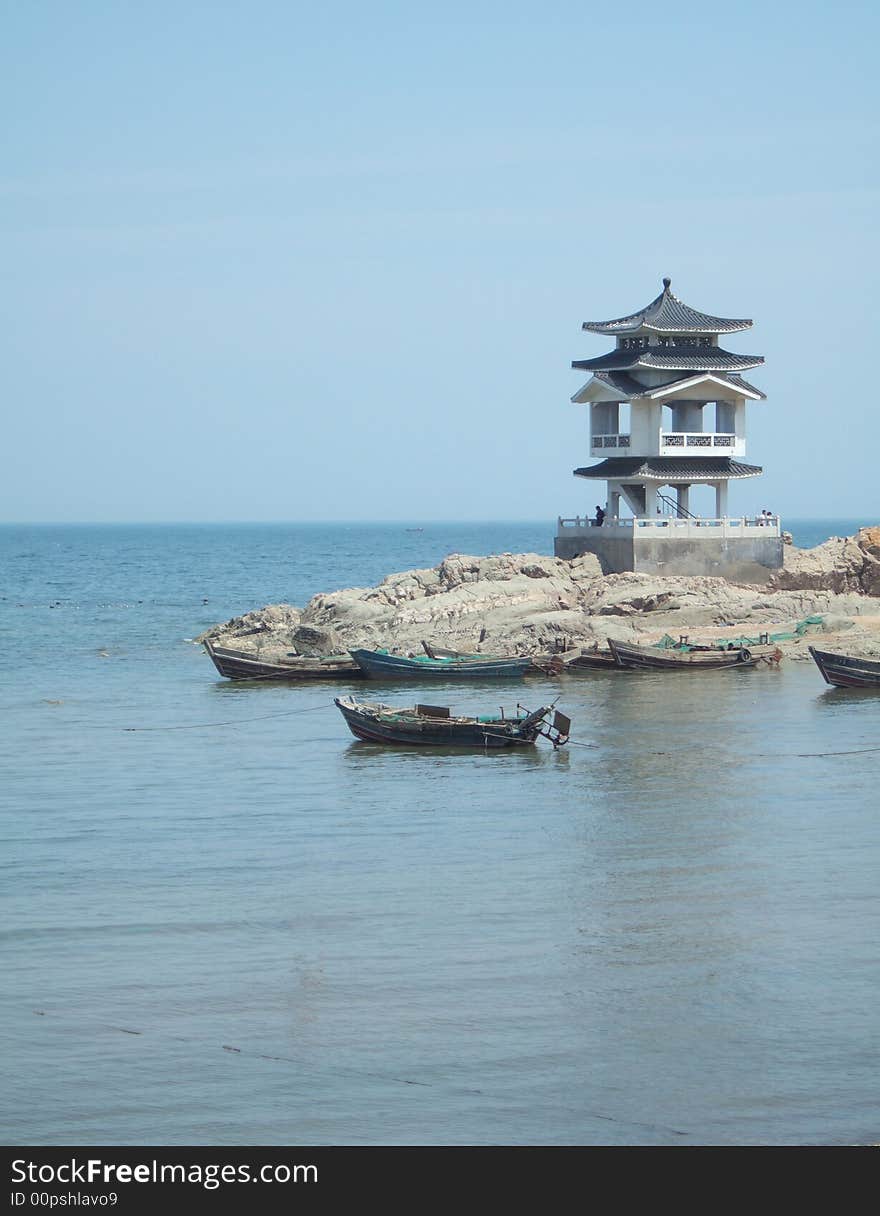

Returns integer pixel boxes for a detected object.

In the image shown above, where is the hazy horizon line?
[0,515,874,528]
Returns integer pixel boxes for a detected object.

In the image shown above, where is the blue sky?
[3,0,878,522]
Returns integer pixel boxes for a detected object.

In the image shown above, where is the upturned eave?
[571,370,766,403]
[573,457,763,481]
[582,278,753,336]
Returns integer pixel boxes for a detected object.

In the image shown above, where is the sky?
[3,0,879,522]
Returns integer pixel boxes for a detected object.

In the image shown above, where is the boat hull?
[349,649,532,680]
[808,646,880,688]
[607,638,777,670]
[335,697,547,747]
[204,640,362,681]
[564,650,619,671]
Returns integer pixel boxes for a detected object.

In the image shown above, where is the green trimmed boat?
[349,648,532,680]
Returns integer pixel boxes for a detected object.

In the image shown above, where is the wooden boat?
[560,646,619,671]
[350,647,532,680]
[424,642,561,675]
[607,637,782,671]
[204,639,362,681]
[335,696,571,748]
[808,646,880,689]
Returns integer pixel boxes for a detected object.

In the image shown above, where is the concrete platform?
[555,518,784,580]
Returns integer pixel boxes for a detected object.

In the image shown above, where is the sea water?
[1,520,878,1146]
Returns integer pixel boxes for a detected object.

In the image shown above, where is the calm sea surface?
[1,520,878,1146]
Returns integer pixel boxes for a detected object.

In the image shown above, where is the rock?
[195,603,301,644]
[857,526,880,559]
[770,531,880,597]
[770,538,864,594]
[860,554,880,597]
[292,624,342,657]
[197,531,880,659]
[820,615,856,634]
[569,552,603,581]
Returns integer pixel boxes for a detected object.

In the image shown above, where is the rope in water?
[122,703,331,731]
[117,703,880,757]
[24,1007,689,1137]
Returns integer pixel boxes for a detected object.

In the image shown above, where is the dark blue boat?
[809,646,880,689]
[350,648,532,680]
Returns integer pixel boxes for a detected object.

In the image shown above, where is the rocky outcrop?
[857,525,880,558]
[768,528,880,596]
[290,624,343,657]
[196,603,301,643]
[197,529,880,661]
[299,553,599,654]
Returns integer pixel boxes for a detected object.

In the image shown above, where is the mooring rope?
[25,1007,689,1137]
[118,711,880,757]
[121,702,332,732]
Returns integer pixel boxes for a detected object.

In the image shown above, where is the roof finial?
[662,276,671,290]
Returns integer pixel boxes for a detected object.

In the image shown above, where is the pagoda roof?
[582,279,753,336]
[574,370,766,402]
[572,347,763,374]
[573,457,762,481]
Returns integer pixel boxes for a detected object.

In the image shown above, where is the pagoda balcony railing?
[557,515,780,539]
[590,433,631,453]
[591,432,744,456]
[659,431,740,454]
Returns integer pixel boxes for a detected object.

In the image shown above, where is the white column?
[715,481,729,518]
[734,400,746,457]
[674,484,690,517]
[631,401,662,456]
[644,483,659,516]
[670,401,703,432]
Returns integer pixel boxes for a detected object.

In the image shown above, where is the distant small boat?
[204,639,362,681]
[350,647,532,680]
[607,638,782,671]
[335,696,571,748]
[808,646,880,689]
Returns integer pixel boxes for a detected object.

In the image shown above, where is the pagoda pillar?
[672,484,690,518]
[715,481,729,518]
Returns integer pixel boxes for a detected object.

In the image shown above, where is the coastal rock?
[819,614,856,634]
[295,553,598,654]
[302,588,393,629]
[857,526,880,559]
[198,530,880,660]
[195,603,302,644]
[860,556,880,597]
[292,624,343,657]
[568,553,604,582]
[768,531,880,596]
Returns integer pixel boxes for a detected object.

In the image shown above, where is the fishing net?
[654,615,824,651]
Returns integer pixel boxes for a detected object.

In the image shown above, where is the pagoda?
[555,278,783,579]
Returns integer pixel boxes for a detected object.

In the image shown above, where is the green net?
[654,615,824,651]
